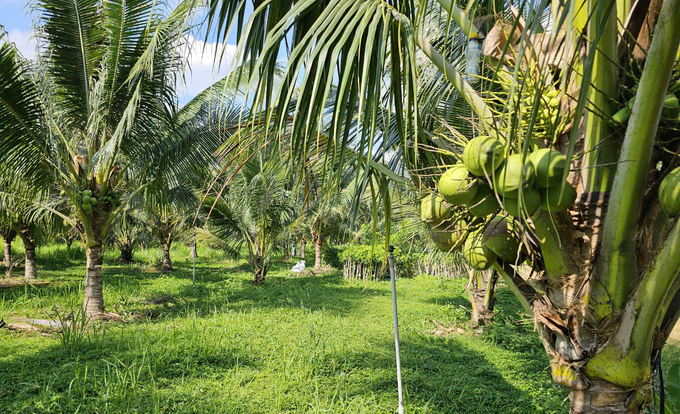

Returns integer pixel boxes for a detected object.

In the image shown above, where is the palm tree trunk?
[84,245,105,318]
[312,230,323,272]
[3,235,13,267]
[300,237,306,259]
[466,270,498,327]
[162,242,173,272]
[23,239,37,281]
[569,381,635,413]
[252,255,267,286]
[118,244,133,263]
[15,228,36,281]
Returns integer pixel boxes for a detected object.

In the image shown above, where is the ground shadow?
[321,333,567,413]
[0,322,260,413]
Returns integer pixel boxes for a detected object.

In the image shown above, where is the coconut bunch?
[439,136,577,220]
[76,190,98,215]
[419,192,527,270]
[419,135,578,270]
[72,189,120,215]
[488,71,573,144]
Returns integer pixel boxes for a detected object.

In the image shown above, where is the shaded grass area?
[0,243,667,413]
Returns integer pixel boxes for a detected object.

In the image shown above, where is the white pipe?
[388,246,405,414]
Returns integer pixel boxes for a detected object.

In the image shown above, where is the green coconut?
[430,219,469,252]
[529,149,568,188]
[539,181,578,212]
[463,227,498,270]
[82,190,92,197]
[493,154,536,197]
[465,181,500,217]
[420,194,452,226]
[662,93,680,119]
[483,215,523,263]
[462,136,505,177]
[503,188,541,218]
[439,165,478,205]
[659,166,680,216]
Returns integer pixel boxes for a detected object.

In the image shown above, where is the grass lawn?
[1,243,677,413]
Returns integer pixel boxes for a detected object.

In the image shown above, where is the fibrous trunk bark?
[569,380,638,413]
[23,241,37,281]
[162,243,173,272]
[118,245,134,263]
[252,256,268,286]
[312,230,322,272]
[84,246,105,318]
[466,270,497,327]
[3,236,13,267]
[300,237,306,259]
[469,288,494,327]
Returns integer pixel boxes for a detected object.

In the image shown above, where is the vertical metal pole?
[388,245,405,414]
[192,234,196,286]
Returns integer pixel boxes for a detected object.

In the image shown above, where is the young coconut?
[463,227,498,270]
[539,181,578,212]
[662,93,680,119]
[493,154,536,197]
[420,194,452,226]
[483,215,523,263]
[430,219,469,252]
[503,188,541,218]
[439,165,478,205]
[465,181,500,217]
[462,136,504,177]
[659,166,680,216]
[529,149,568,188]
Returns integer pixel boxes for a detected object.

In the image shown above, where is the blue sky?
[0,0,248,104]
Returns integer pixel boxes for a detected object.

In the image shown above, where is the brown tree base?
[569,380,643,414]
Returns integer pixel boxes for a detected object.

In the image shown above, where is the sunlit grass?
[1,242,672,413]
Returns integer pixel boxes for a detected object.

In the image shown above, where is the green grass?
[0,243,675,413]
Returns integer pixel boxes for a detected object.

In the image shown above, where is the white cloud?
[6,29,36,60]
[178,35,237,104]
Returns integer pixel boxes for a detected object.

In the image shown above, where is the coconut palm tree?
[0,189,56,281]
[171,0,680,411]
[106,210,149,263]
[199,153,296,285]
[142,185,196,272]
[0,0,224,316]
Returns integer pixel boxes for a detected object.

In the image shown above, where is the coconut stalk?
[582,0,619,194]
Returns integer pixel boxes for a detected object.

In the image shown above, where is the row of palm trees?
[0,0,370,312]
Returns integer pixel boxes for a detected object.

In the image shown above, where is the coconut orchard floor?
[1,244,679,414]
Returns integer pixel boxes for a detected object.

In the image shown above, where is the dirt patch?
[147,294,175,305]
[424,320,468,338]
